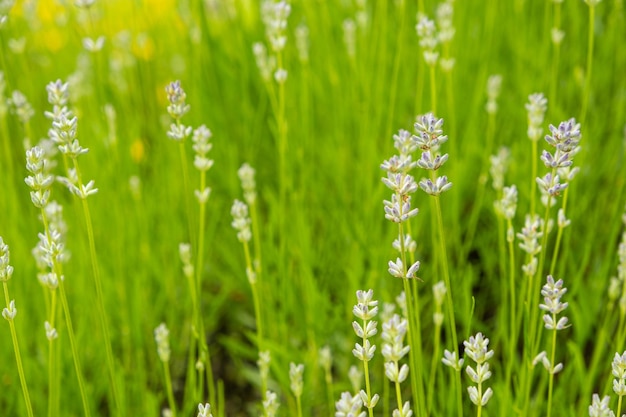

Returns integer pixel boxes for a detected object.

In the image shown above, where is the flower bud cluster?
[436,0,455,72]
[587,394,614,417]
[352,289,380,411]
[416,14,439,66]
[382,316,412,417]
[238,163,257,205]
[486,75,502,114]
[261,0,291,52]
[343,19,357,59]
[336,392,366,417]
[8,90,34,125]
[612,351,626,396]
[165,80,192,141]
[154,323,171,362]
[382,314,410,383]
[192,125,213,203]
[262,390,280,417]
[526,93,548,142]
[414,113,452,196]
[197,403,213,417]
[231,200,252,243]
[295,23,309,63]
[538,118,582,203]
[534,276,570,375]
[463,332,494,407]
[489,147,510,192]
[0,237,14,283]
[24,146,54,209]
[494,185,518,222]
[253,43,276,82]
[45,80,98,199]
[432,281,446,327]
[289,362,304,397]
[381,129,422,276]
[259,1,290,83]
[517,214,545,277]
[179,243,194,280]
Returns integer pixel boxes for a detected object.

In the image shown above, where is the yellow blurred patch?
[132,33,155,61]
[39,28,66,52]
[130,139,146,164]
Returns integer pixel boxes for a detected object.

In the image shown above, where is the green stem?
[433,193,462,417]
[398,218,426,417]
[429,64,437,114]
[296,395,303,417]
[530,140,538,217]
[72,158,122,416]
[3,283,34,417]
[58,280,92,417]
[178,141,195,247]
[580,3,596,125]
[505,218,517,391]
[324,366,334,417]
[163,361,177,417]
[546,317,558,417]
[549,187,569,276]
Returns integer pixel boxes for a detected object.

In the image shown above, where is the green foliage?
[1,0,625,416]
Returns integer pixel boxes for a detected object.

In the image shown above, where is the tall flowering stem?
[414,113,461,417]
[352,290,380,417]
[581,0,601,125]
[155,323,177,417]
[166,80,194,246]
[533,276,570,417]
[1,238,34,417]
[381,314,413,417]
[532,118,581,349]
[464,333,495,417]
[613,351,626,417]
[231,199,264,347]
[381,129,426,416]
[46,80,122,416]
[495,185,518,389]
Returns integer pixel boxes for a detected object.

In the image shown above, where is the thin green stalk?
[580,2,597,126]
[162,361,177,417]
[429,64,437,114]
[250,201,263,276]
[616,395,623,417]
[295,395,303,417]
[398,220,426,417]
[384,3,406,137]
[324,364,334,417]
[194,168,217,409]
[58,280,92,417]
[530,140,539,216]
[504,217,517,392]
[362,349,375,417]
[531,193,554,354]
[243,239,264,346]
[476,381,484,417]
[546,316,558,417]
[3,282,34,417]
[393,371,404,415]
[426,313,442,413]
[72,159,122,417]
[463,112,496,260]
[48,291,59,417]
[178,141,195,247]
[548,1,562,111]
[549,187,569,276]
[433,193,462,417]
[40,210,91,417]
